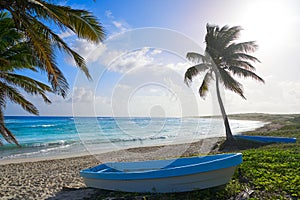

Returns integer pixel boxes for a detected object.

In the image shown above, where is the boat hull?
[82,166,236,193]
[80,153,242,193]
[235,135,296,143]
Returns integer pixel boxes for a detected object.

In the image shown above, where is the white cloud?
[64,39,106,67]
[71,87,114,117]
[103,47,190,75]
[112,21,129,32]
[112,21,127,31]
[58,30,75,39]
[220,76,300,114]
[108,47,153,73]
[105,10,113,19]
[104,10,129,32]
[72,87,94,103]
[151,49,162,55]
[112,21,123,29]
[165,62,190,77]
[99,59,209,117]
[115,84,131,91]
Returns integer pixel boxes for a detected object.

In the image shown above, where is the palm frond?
[225,41,258,54]
[2,0,106,97]
[224,52,260,63]
[29,17,91,79]
[205,24,217,44]
[205,24,219,54]
[184,66,199,86]
[27,1,105,43]
[186,52,208,63]
[67,9,105,42]
[226,60,256,70]
[16,16,69,97]
[199,72,213,98]
[228,66,265,83]
[218,68,245,99]
[1,73,52,103]
[218,25,242,48]
[0,89,5,108]
[0,109,20,146]
[194,63,210,72]
[184,64,210,86]
[0,11,9,19]
[205,24,241,56]
[1,41,40,72]
[0,82,39,115]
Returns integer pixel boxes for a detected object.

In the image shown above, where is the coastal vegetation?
[0,1,105,145]
[88,114,300,200]
[184,24,264,141]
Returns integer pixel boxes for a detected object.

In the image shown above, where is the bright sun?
[241,0,294,48]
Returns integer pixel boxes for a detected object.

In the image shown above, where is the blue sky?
[5,0,300,116]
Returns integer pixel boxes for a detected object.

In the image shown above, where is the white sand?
[0,137,222,200]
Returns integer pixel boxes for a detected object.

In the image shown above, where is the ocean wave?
[108,134,175,143]
[42,124,55,127]
[31,124,55,128]
[23,140,77,148]
[0,143,73,160]
[80,135,173,145]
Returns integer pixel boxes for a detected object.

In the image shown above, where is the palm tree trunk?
[215,74,234,141]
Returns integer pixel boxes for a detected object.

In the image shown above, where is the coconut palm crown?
[184,24,264,140]
[0,1,105,145]
[0,12,52,145]
[0,0,105,97]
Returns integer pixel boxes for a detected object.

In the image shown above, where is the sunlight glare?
[241,0,294,49]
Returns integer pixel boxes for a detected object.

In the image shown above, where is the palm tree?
[0,12,52,146]
[0,0,105,97]
[184,24,264,141]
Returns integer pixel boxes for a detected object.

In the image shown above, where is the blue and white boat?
[80,153,242,193]
[235,135,296,143]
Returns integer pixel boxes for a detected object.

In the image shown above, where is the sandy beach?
[1,113,290,200]
[0,115,286,200]
[0,137,221,200]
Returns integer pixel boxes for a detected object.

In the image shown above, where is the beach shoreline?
[0,137,222,200]
[0,136,222,165]
[0,115,285,200]
[0,117,267,165]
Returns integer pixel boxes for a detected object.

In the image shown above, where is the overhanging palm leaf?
[185,24,264,140]
[184,63,210,86]
[0,12,53,145]
[218,68,245,99]
[0,82,39,115]
[0,109,19,146]
[29,17,90,79]
[1,0,105,96]
[225,53,260,63]
[224,41,258,54]
[199,72,213,98]
[227,60,256,71]
[17,17,69,97]
[229,66,265,82]
[1,73,52,103]
[186,52,210,63]
[29,1,105,42]
[0,71,52,145]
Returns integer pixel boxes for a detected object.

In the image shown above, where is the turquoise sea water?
[0,116,266,161]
